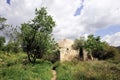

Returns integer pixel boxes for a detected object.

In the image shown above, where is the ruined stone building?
[58,39,79,62]
[58,39,98,62]
[58,39,88,62]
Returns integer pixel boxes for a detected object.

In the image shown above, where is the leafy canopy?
[73,36,85,50]
[85,35,104,53]
[21,7,56,63]
[0,16,7,30]
[0,36,5,50]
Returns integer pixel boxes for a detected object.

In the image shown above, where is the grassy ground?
[0,52,53,80]
[56,60,120,80]
[0,52,120,80]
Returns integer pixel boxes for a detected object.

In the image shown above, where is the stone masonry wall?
[58,39,79,62]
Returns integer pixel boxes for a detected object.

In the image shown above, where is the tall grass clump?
[0,52,53,80]
[56,61,120,80]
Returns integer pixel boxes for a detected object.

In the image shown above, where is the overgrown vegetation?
[56,61,120,80]
[0,8,59,80]
[0,16,7,30]
[21,7,58,63]
[0,52,53,80]
[0,36,5,50]
[0,7,120,80]
[73,35,120,61]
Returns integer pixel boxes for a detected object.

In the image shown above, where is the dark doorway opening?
[79,47,83,58]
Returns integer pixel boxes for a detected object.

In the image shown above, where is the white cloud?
[102,32,120,47]
[0,0,83,40]
[79,0,120,31]
[0,0,120,45]
[0,0,43,26]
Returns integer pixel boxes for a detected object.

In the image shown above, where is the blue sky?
[6,0,11,5]
[73,0,120,39]
[74,0,84,16]
[74,5,83,16]
[95,25,120,37]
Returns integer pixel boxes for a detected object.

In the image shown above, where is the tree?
[0,16,22,53]
[95,42,117,60]
[3,41,22,53]
[42,39,60,63]
[0,36,5,50]
[84,35,104,60]
[73,36,85,58]
[21,7,56,63]
[0,16,7,30]
[2,24,22,53]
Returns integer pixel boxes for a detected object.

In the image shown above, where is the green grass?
[0,52,120,80]
[0,52,53,80]
[56,61,120,80]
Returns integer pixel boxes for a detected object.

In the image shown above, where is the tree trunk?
[83,49,88,61]
[27,52,36,64]
[27,52,32,62]
[90,52,93,60]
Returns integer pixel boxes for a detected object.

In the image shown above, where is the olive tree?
[0,17,6,51]
[73,36,85,58]
[0,17,7,30]
[21,7,56,63]
[84,35,104,60]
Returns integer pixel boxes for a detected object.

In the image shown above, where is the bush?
[56,61,120,80]
[0,53,53,80]
[42,50,60,63]
[93,44,119,60]
[0,36,5,50]
[52,61,60,70]
[3,41,22,53]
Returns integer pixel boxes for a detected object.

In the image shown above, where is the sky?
[0,0,120,46]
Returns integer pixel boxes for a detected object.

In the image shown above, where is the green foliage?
[73,37,85,59]
[85,35,104,53]
[0,17,21,53]
[73,35,118,60]
[53,61,60,70]
[3,41,22,53]
[42,41,60,63]
[0,53,53,80]
[56,61,120,80]
[84,35,105,59]
[5,26,21,43]
[0,52,26,67]
[0,36,5,50]
[21,7,56,63]
[92,42,120,60]
[72,36,85,50]
[0,16,7,30]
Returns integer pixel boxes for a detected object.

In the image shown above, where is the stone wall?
[58,39,79,62]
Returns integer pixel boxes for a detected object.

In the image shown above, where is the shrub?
[3,41,22,53]
[56,61,120,80]
[42,50,60,63]
[0,36,5,50]
[0,53,53,80]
